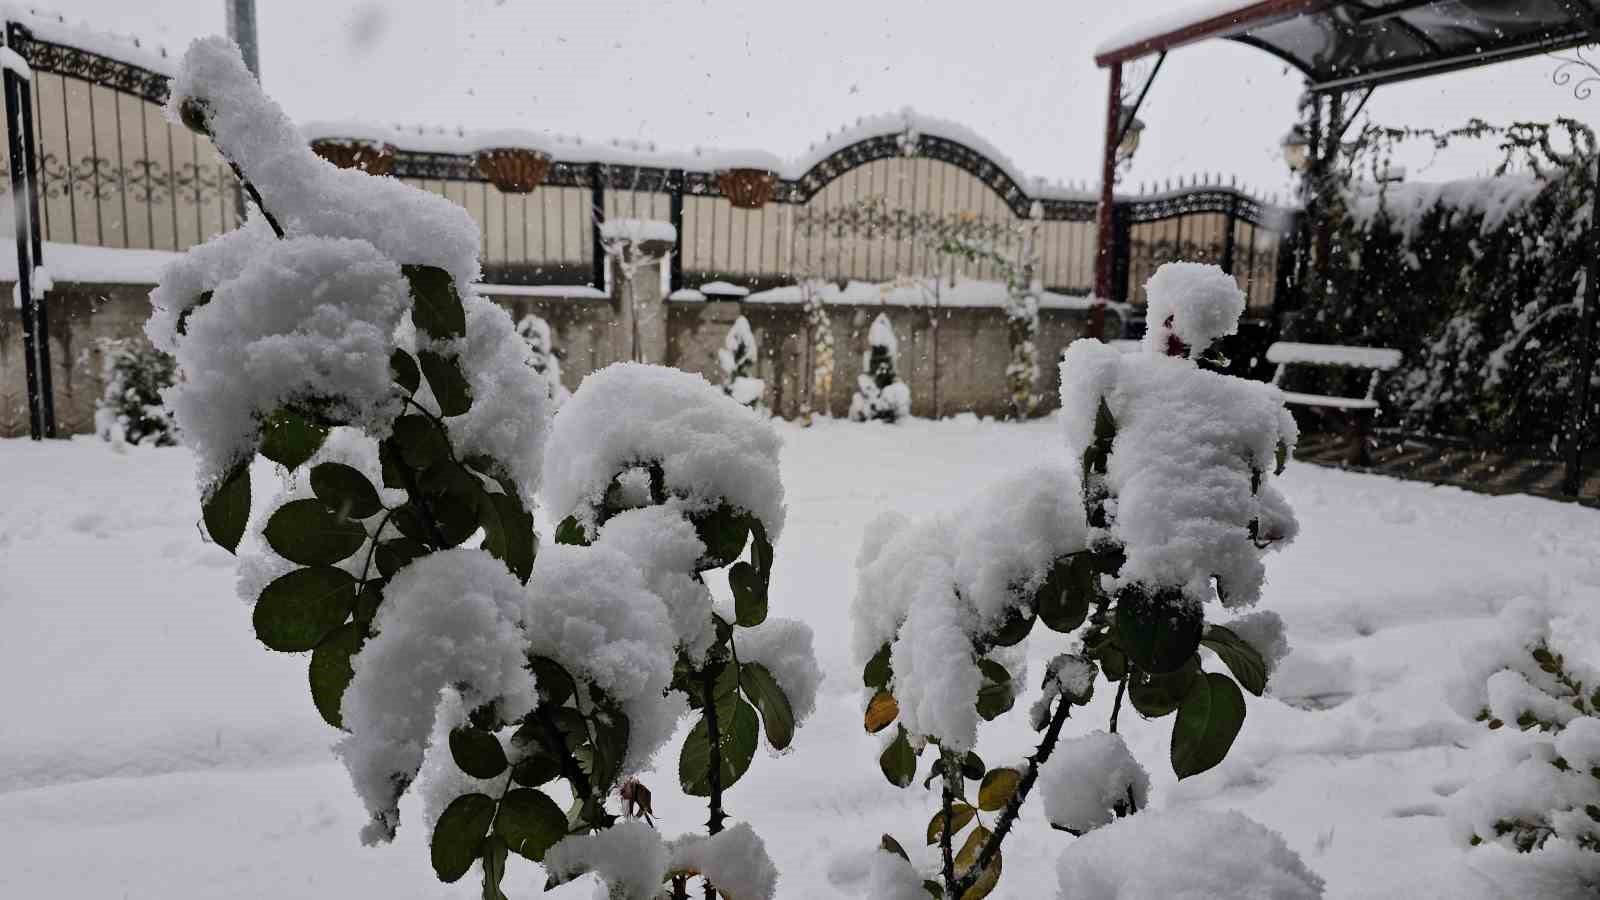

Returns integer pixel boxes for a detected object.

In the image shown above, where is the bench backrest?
[1266,341,1402,407]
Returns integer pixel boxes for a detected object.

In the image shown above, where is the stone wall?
[1,267,1117,437]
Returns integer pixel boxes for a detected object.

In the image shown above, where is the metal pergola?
[1090,0,1600,496]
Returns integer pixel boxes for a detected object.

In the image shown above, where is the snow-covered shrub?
[718,315,765,410]
[842,261,1305,898]
[1447,598,1600,894]
[156,38,807,900]
[800,280,836,421]
[849,313,911,423]
[1294,118,1597,452]
[93,338,178,447]
[1054,808,1324,900]
[515,314,569,409]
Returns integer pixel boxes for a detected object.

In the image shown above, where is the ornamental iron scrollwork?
[8,25,171,105]
[37,153,233,205]
[1550,45,1600,101]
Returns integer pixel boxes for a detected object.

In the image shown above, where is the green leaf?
[751,522,774,584]
[1171,672,1247,779]
[986,608,1034,648]
[1201,625,1269,697]
[420,350,473,417]
[430,793,496,883]
[354,583,383,624]
[405,264,466,340]
[450,727,508,779]
[391,415,450,471]
[678,698,760,795]
[253,566,356,652]
[977,768,1020,811]
[863,643,893,691]
[530,657,577,707]
[1129,654,1201,719]
[554,515,590,547]
[258,408,329,471]
[308,621,365,729]
[923,880,944,898]
[391,349,421,394]
[1275,440,1288,475]
[418,464,484,547]
[729,561,768,627]
[1038,553,1094,633]
[480,834,508,900]
[175,290,212,337]
[975,659,1015,721]
[880,834,909,860]
[480,492,536,583]
[739,661,795,750]
[309,462,383,520]
[583,701,631,790]
[375,537,428,578]
[509,744,562,788]
[879,724,918,789]
[202,461,251,554]
[694,504,750,570]
[1114,584,1203,675]
[263,498,369,566]
[494,788,567,861]
[1098,644,1128,682]
[960,751,985,781]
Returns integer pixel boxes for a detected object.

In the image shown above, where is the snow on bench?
[1267,341,1400,413]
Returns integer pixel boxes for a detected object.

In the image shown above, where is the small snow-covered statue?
[516,313,570,409]
[718,315,765,410]
[848,313,911,423]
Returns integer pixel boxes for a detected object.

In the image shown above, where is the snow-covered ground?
[3,417,1597,898]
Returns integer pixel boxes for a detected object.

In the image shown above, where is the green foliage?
[419,350,473,417]
[258,409,329,470]
[405,264,466,340]
[449,727,509,779]
[879,724,919,788]
[679,698,759,796]
[94,339,177,447]
[310,463,383,520]
[263,499,368,566]
[1171,672,1247,779]
[1114,585,1204,675]
[253,566,357,652]
[1201,625,1269,697]
[308,622,364,729]
[431,793,497,883]
[739,662,795,751]
[494,789,567,862]
[202,462,251,554]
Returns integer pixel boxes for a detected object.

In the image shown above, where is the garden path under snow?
[2,416,1597,898]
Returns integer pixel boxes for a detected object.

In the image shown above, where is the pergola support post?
[1563,153,1600,497]
[1090,61,1122,340]
[5,54,51,440]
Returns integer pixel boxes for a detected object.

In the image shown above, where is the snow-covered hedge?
[155,37,815,900]
[1293,157,1597,452]
[93,338,178,447]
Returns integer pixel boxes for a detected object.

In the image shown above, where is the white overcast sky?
[32,0,1599,199]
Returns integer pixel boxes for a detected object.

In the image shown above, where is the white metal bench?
[1267,341,1402,464]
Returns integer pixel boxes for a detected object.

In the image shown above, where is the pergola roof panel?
[1097,0,1600,91]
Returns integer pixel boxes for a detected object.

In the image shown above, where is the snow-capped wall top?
[1346,174,1546,243]
[1,3,177,76]
[742,277,1112,312]
[598,218,677,245]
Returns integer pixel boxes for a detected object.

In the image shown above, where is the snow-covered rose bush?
[1447,598,1600,896]
[841,262,1311,899]
[155,37,815,900]
[849,313,911,423]
[718,315,765,410]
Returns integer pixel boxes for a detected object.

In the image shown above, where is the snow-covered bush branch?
[94,338,178,447]
[516,314,570,410]
[153,38,811,900]
[718,315,765,410]
[841,262,1311,899]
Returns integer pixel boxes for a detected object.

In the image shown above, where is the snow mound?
[668,822,779,899]
[1060,337,1297,608]
[335,549,535,845]
[440,296,551,504]
[542,362,785,540]
[737,617,824,736]
[524,543,681,774]
[545,819,669,900]
[1140,262,1245,358]
[594,505,716,662]
[852,462,1085,750]
[1055,808,1325,899]
[1039,731,1150,834]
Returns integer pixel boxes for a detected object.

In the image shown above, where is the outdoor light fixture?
[1115,104,1145,165]
[1281,126,1310,173]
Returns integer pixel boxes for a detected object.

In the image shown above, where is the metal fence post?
[1110,203,1132,307]
[669,175,684,293]
[590,163,606,291]
[4,33,51,439]
[1220,196,1238,275]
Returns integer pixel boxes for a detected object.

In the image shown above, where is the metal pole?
[18,71,51,437]
[1090,62,1123,340]
[224,0,260,78]
[1563,153,1599,497]
[5,65,41,440]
